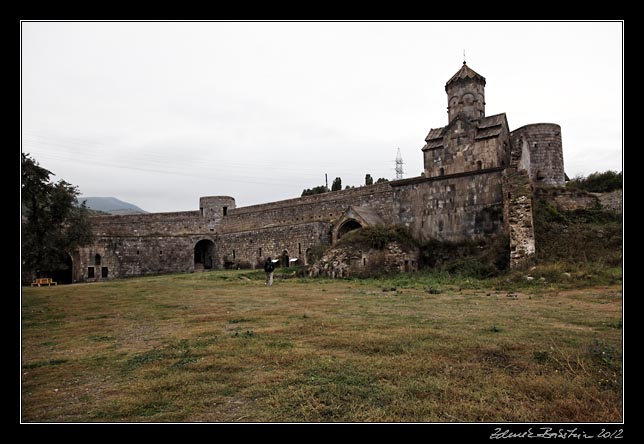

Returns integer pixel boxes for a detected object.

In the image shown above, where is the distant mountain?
[79,197,148,215]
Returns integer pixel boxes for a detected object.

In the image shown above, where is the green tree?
[301,185,328,196]
[376,177,389,183]
[365,174,373,186]
[22,153,94,277]
[331,177,342,191]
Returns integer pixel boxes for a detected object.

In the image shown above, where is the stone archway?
[332,206,383,244]
[280,250,290,268]
[336,219,363,241]
[50,251,73,284]
[305,248,313,266]
[194,239,215,271]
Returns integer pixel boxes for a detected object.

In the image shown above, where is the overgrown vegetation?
[337,225,417,251]
[566,170,622,193]
[334,226,509,279]
[419,235,509,279]
[533,197,622,265]
[22,269,622,422]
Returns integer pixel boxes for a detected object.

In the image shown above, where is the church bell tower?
[445,61,486,123]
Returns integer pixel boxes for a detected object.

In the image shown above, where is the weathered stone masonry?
[68,62,568,283]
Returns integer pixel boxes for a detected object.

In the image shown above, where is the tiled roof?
[475,126,503,140]
[446,63,486,87]
[425,127,444,142]
[423,139,444,150]
[422,113,507,149]
[478,113,506,129]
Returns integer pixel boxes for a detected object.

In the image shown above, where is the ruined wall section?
[392,168,505,243]
[597,190,622,214]
[503,167,535,268]
[510,123,564,187]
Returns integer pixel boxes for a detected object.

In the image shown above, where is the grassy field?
[21,268,622,422]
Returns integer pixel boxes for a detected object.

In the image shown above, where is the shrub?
[566,171,622,193]
[337,225,417,251]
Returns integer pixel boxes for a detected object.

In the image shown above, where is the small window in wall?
[477,160,482,170]
[159,250,163,255]
[200,207,204,217]
[101,267,109,278]
[298,243,302,255]
[223,206,228,216]
[233,249,236,259]
[95,254,101,266]
[87,267,95,278]
[259,247,262,257]
[136,250,140,255]
[439,168,445,176]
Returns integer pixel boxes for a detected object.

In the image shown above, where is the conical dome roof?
[445,62,486,90]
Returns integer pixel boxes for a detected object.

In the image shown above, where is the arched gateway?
[194,239,215,271]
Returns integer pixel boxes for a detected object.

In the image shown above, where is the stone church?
[62,62,565,283]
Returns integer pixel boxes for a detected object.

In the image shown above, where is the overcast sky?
[21,21,623,213]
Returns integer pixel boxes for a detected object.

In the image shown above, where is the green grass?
[22,269,622,422]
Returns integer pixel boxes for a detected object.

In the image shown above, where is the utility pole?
[325,173,328,190]
[395,148,404,180]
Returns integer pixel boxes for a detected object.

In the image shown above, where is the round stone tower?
[445,62,486,123]
[509,123,565,187]
[199,196,236,226]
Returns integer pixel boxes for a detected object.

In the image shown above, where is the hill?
[78,197,147,215]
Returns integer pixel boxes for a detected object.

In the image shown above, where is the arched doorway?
[305,248,313,266]
[280,250,289,268]
[336,219,362,240]
[194,239,215,271]
[50,251,73,284]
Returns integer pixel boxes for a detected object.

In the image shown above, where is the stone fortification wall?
[217,221,332,269]
[89,211,204,237]
[220,183,395,233]
[393,168,505,242]
[76,235,207,281]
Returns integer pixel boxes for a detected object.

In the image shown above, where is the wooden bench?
[30,278,57,287]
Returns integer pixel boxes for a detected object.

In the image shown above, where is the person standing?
[264,257,275,286]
